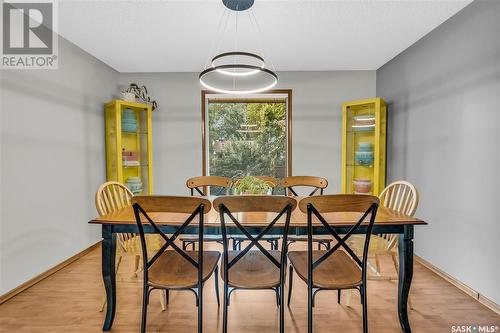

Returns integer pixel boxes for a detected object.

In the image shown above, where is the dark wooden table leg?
[102,225,116,331]
[398,225,414,333]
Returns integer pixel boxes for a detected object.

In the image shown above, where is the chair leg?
[337,290,341,304]
[275,287,280,306]
[307,280,313,333]
[223,282,229,333]
[160,290,166,311]
[345,290,351,307]
[134,255,141,278]
[375,254,381,274]
[361,285,368,333]
[182,241,187,250]
[287,265,294,306]
[215,266,220,307]
[141,287,149,333]
[279,282,285,333]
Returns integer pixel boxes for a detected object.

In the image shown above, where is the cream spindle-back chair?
[377,181,419,253]
[95,181,166,311]
[346,181,419,308]
[96,181,137,254]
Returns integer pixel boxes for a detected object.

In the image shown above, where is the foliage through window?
[207,100,288,191]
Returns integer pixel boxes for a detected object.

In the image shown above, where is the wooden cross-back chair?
[186,176,232,196]
[132,196,221,333]
[181,176,232,251]
[281,176,328,197]
[213,195,297,333]
[281,176,333,250]
[230,176,281,251]
[287,195,379,333]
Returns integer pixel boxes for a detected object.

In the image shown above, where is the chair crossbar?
[193,186,225,197]
[288,187,321,197]
[309,204,376,270]
[220,204,292,269]
[133,203,202,269]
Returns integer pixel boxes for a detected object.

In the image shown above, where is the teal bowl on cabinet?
[358,142,372,152]
[122,123,137,132]
[121,118,137,124]
[355,151,374,165]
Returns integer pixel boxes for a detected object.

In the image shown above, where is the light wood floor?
[0,244,498,333]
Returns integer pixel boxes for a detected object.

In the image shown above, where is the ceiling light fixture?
[199,0,278,94]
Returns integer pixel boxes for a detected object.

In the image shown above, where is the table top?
[88,196,426,227]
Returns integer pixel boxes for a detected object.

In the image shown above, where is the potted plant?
[233,176,270,195]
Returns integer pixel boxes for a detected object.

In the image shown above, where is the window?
[202,90,292,188]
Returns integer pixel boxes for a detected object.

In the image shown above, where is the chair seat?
[179,235,223,242]
[348,234,393,255]
[222,250,282,289]
[288,250,362,289]
[287,236,332,243]
[148,251,220,289]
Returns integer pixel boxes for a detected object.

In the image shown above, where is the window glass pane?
[207,101,287,194]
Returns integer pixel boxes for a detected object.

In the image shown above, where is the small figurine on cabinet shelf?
[121,83,158,111]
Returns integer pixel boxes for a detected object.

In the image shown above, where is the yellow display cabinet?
[341,98,386,196]
[105,100,153,195]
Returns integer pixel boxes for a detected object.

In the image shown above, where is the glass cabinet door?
[342,98,386,196]
[105,100,153,195]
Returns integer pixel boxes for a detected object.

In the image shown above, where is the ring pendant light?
[199,0,278,94]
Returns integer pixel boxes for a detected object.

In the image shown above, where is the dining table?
[89,195,427,333]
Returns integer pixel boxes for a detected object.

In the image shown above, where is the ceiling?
[58,0,472,73]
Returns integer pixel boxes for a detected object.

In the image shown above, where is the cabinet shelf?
[105,99,154,194]
[123,163,149,168]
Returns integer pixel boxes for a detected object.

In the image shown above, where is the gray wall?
[0,37,119,294]
[377,0,500,304]
[119,71,376,195]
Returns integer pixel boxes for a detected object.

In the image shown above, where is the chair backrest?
[298,195,379,280]
[213,196,297,285]
[95,181,136,246]
[186,176,232,196]
[132,196,212,283]
[379,181,419,216]
[281,176,328,196]
[95,181,134,216]
[378,181,419,250]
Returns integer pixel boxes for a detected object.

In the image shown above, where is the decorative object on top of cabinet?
[342,98,387,196]
[122,83,158,111]
[104,100,154,195]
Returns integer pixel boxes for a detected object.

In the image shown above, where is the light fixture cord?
[205,7,231,70]
[233,10,238,90]
[249,8,276,72]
